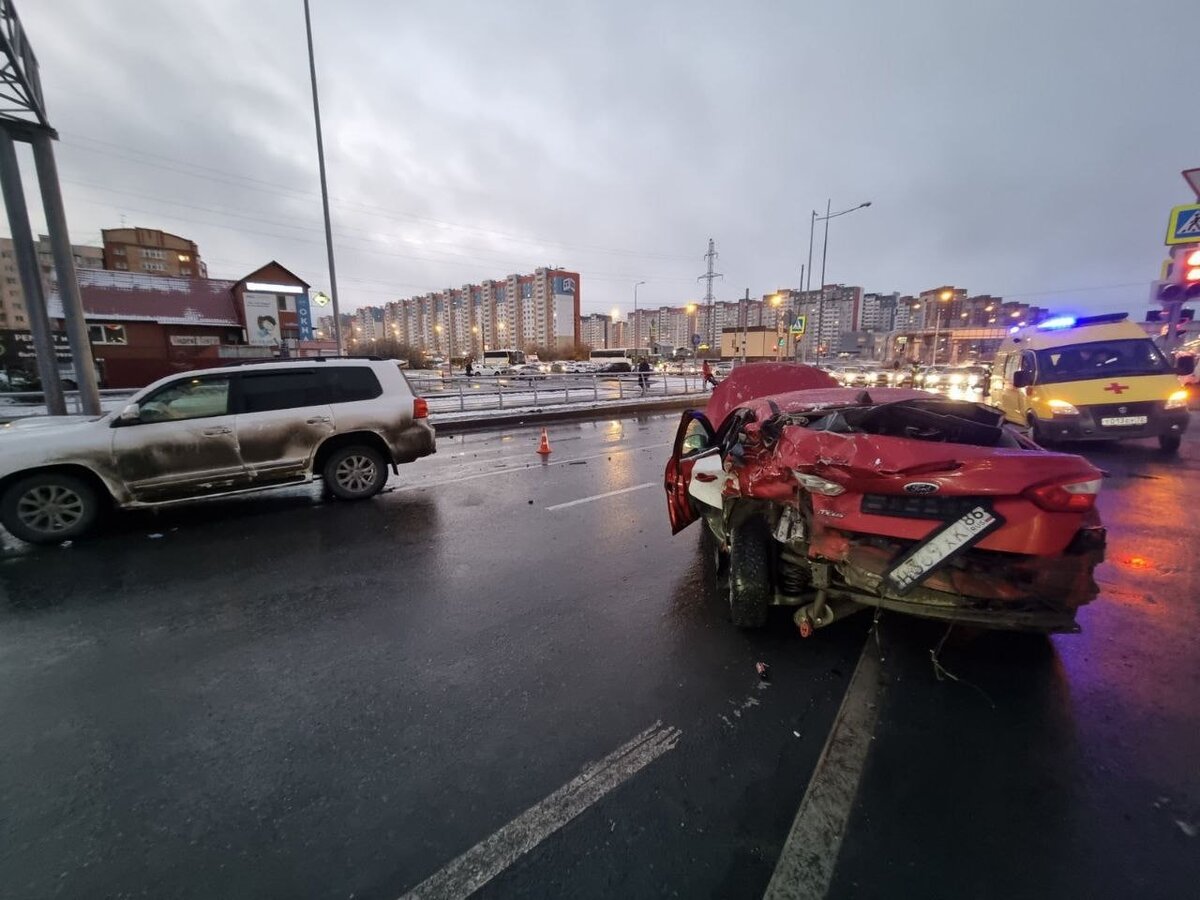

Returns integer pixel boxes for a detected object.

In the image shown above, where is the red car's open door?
[664,410,715,534]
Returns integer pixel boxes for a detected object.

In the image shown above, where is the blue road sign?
[691,333,701,347]
[1166,204,1200,245]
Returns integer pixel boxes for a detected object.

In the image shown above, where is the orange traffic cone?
[536,427,552,455]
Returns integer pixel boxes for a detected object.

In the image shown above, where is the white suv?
[0,358,435,544]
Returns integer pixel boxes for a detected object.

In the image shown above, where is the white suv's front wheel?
[323,445,388,500]
[1,472,101,544]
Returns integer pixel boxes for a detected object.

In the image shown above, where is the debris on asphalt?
[755,661,770,680]
[147,533,164,539]
[793,730,801,738]
[1176,819,1197,838]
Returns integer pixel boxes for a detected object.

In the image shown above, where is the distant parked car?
[0,359,435,544]
[599,361,633,373]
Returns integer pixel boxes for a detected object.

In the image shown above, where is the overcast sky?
[12,0,1199,317]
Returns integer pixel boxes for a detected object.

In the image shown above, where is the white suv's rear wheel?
[1,473,100,544]
[324,445,387,500]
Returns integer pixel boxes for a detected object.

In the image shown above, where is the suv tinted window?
[239,370,328,412]
[328,366,383,403]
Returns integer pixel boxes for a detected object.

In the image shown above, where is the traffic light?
[1184,247,1200,286]
[1154,243,1200,301]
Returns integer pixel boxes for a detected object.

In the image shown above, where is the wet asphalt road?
[1,413,1198,899]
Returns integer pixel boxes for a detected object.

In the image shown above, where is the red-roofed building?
[37,262,319,388]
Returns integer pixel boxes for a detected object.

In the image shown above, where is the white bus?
[475,348,526,375]
[590,347,659,366]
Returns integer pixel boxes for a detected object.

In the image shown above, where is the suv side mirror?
[118,402,141,424]
[1012,370,1033,389]
[1177,356,1196,377]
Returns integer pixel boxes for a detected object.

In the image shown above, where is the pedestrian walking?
[637,357,651,393]
[702,359,718,390]
[465,360,474,377]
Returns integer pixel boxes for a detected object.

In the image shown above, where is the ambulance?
[988,313,1194,452]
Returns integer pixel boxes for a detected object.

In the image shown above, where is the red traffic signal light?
[1186,248,1200,282]
[1156,244,1200,300]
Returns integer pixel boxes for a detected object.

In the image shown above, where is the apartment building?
[0,235,104,331]
[363,267,580,357]
[101,227,206,278]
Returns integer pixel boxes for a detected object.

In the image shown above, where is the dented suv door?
[112,373,247,503]
[233,369,336,487]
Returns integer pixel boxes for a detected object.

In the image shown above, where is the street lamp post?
[302,0,343,354]
[633,281,646,351]
[813,200,871,364]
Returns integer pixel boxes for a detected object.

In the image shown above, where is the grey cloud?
[13,0,1200,317]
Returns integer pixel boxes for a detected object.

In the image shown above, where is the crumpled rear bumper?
[824,525,1107,632]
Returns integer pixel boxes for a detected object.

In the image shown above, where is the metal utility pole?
[0,131,61,411]
[816,199,832,361]
[697,238,723,353]
[795,263,806,362]
[0,0,100,415]
[812,200,872,363]
[303,0,343,354]
[32,132,101,413]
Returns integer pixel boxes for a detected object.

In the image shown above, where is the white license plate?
[1100,415,1148,427]
[886,506,1000,594]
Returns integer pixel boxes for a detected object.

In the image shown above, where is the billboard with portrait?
[243,293,281,346]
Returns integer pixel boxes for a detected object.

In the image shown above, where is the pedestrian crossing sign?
[790,315,807,336]
[1166,203,1200,245]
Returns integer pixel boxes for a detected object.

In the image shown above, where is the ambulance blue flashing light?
[1038,316,1077,330]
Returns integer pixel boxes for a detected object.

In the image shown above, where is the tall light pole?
[813,200,871,362]
[303,0,343,354]
[805,212,817,362]
[633,280,646,350]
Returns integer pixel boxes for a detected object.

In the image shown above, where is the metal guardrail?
[0,373,703,419]
[0,387,135,414]
[409,372,703,414]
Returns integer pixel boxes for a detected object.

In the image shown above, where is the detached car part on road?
[0,359,435,544]
[665,363,1106,636]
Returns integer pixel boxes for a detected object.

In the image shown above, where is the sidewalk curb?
[432,395,701,435]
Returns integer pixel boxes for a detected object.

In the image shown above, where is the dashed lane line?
[763,639,882,900]
[399,721,682,900]
[545,482,656,511]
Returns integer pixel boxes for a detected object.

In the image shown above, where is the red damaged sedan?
[664,363,1106,635]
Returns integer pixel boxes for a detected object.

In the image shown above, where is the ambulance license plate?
[885,506,1003,594]
[1100,415,1147,427]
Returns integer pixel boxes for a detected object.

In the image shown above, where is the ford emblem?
[903,482,939,495]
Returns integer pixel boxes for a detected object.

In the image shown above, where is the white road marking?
[545,482,655,511]
[763,640,882,900]
[399,721,682,900]
[393,442,671,493]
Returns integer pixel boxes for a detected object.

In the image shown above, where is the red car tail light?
[413,397,429,419]
[1023,477,1101,512]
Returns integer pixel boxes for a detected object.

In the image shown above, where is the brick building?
[101,227,206,278]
